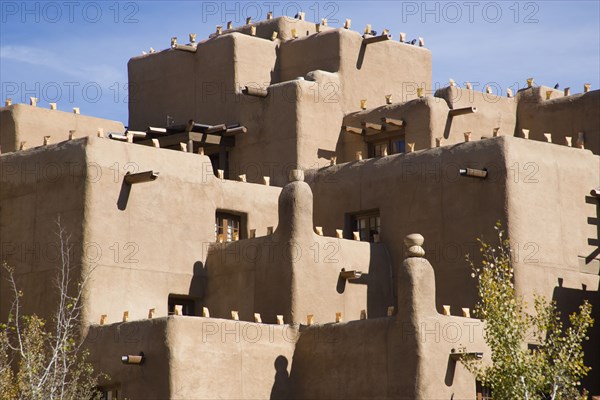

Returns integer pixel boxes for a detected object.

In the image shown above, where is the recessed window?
[168,295,196,316]
[476,381,492,400]
[99,386,121,400]
[350,210,380,242]
[370,136,405,157]
[215,212,242,242]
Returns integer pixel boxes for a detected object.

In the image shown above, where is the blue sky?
[1,1,599,125]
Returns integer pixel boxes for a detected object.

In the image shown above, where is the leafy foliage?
[0,223,104,400]
[462,223,593,400]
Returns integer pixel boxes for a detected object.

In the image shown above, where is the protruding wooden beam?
[49,103,57,110]
[250,26,256,36]
[545,90,553,100]
[564,87,570,96]
[506,88,513,98]
[360,309,367,320]
[493,127,500,137]
[202,307,210,317]
[4,98,12,106]
[223,126,247,136]
[355,151,362,161]
[387,306,395,316]
[543,133,552,143]
[417,88,424,98]
[276,315,284,325]
[361,121,383,131]
[19,141,27,150]
[267,226,274,235]
[330,156,337,166]
[30,97,38,106]
[73,107,80,114]
[315,226,323,236]
[171,37,177,48]
[463,132,471,142]
[435,137,442,147]
[353,231,360,240]
[123,311,129,322]
[462,308,470,318]
[254,313,262,323]
[249,229,256,238]
[584,83,591,93]
[291,28,298,39]
[238,174,246,182]
[399,32,406,42]
[360,99,367,110]
[231,311,239,321]
[407,143,415,153]
[385,94,392,104]
[418,37,425,46]
[448,107,477,117]
[307,314,314,326]
[262,176,270,186]
[217,169,224,179]
[442,305,451,316]
[343,126,364,135]
[521,129,530,139]
[267,11,273,20]
[179,142,187,152]
[100,315,107,325]
[148,308,156,319]
[97,128,105,138]
[344,19,351,29]
[565,136,572,147]
[270,31,278,41]
[69,130,76,140]
[382,117,405,127]
[466,82,473,90]
[43,136,51,146]
[363,34,391,45]
[152,138,160,148]
[174,305,183,316]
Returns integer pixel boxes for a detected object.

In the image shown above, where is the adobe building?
[1,15,598,399]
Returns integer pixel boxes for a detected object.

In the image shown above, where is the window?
[476,381,492,400]
[369,136,405,157]
[215,212,242,242]
[99,386,120,400]
[350,211,380,242]
[168,295,196,316]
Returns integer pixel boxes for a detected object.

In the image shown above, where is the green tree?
[0,223,104,400]
[462,223,593,400]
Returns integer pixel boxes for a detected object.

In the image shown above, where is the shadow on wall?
[189,261,207,299]
[117,179,131,210]
[270,355,291,400]
[552,284,599,395]
[586,195,600,263]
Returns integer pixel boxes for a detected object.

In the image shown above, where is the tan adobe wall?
[86,317,297,399]
[0,139,88,322]
[0,104,124,153]
[203,180,394,325]
[516,86,600,155]
[435,86,517,141]
[307,137,511,312]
